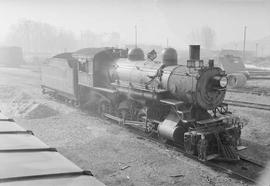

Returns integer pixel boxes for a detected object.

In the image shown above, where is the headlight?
[219,76,228,87]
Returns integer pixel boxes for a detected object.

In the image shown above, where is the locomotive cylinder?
[157,111,184,143]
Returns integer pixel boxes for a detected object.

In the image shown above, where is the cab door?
[78,57,94,87]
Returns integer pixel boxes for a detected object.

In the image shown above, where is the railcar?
[41,45,244,161]
[218,53,250,88]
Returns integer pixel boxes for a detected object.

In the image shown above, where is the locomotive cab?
[73,48,122,89]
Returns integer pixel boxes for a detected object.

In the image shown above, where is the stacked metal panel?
[0,113,105,186]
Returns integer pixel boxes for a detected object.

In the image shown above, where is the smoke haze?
[0,0,269,50]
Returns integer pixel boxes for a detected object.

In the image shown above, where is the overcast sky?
[0,0,269,49]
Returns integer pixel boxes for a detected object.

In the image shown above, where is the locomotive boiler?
[41,45,243,161]
[107,45,242,161]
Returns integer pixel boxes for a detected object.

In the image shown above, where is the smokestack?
[187,45,203,68]
[189,45,200,60]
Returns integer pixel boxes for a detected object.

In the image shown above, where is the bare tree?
[188,29,201,45]
[188,26,216,49]
[5,20,77,53]
[200,26,216,49]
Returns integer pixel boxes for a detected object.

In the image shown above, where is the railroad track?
[227,88,270,96]
[100,112,264,184]
[249,76,270,80]
[49,97,266,184]
[248,70,270,79]
[111,118,264,184]
[224,99,270,111]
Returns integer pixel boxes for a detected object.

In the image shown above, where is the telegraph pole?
[243,26,247,59]
[234,43,238,50]
[255,43,258,57]
[135,25,137,48]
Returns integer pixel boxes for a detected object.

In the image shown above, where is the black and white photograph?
[0,0,269,185]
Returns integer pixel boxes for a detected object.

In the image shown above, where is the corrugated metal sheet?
[0,151,82,179]
[0,113,105,186]
[0,134,48,150]
[0,121,26,132]
[0,175,104,186]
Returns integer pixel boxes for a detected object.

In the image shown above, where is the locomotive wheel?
[72,100,80,108]
[197,139,207,161]
[136,109,147,122]
[158,133,168,144]
[137,109,151,134]
[98,100,112,118]
[118,108,132,121]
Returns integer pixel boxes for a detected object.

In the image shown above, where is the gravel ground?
[16,111,245,186]
[1,66,267,186]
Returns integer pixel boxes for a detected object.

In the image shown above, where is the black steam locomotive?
[41,45,243,161]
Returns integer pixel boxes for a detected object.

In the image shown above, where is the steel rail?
[249,76,270,80]
[224,100,270,111]
[102,114,262,184]
[227,89,270,96]
[124,122,260,184]
[51,94,264,184]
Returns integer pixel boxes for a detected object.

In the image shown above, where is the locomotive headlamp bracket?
[211,75,228,90]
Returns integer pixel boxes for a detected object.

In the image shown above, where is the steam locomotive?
[41,45,243,161]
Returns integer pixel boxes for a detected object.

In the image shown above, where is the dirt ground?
[1,66,269,186]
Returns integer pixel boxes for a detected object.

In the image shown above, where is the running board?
[103,113,122,123]
[103,114,148,127]
[125,120,145,126]
[237,146,247,151]
[206,154,220,161]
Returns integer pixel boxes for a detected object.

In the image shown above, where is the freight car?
[0,112,105,186]
[218,54,249,88]
[41,45,244,161]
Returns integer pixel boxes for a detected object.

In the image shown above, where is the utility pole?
[166,38,169,48]
[135,25,137,48]
[243,26,247,59]
[255,43,258,57]
[234,43,238,50]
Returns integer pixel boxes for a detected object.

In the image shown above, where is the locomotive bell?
[161,48,178,66]
[128,48,145,61]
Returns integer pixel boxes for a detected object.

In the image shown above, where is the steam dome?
[161,48,178,66]
[128,48,144,61]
